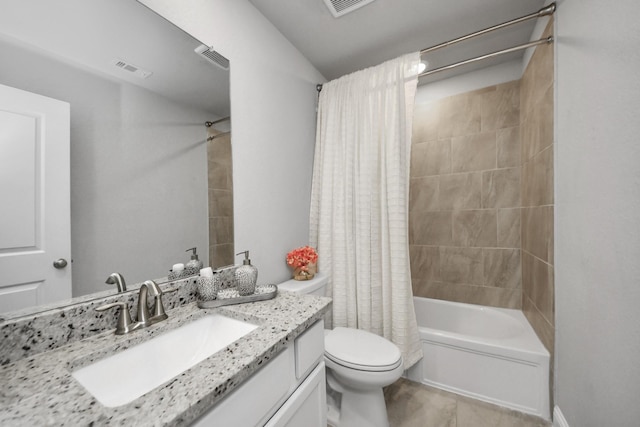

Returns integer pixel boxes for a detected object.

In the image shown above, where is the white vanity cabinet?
[192,320,326,427]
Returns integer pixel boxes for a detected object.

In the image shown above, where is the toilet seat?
[325,327,402,372]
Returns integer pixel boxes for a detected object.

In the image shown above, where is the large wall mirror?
[0,0,233,317]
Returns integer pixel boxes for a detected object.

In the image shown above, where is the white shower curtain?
[309,53,423,368]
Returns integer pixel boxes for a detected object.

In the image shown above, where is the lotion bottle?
[184,247,204,275]
[235,250,257,296]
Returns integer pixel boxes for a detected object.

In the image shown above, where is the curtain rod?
[419,36,553,78]
[420,2,555,55]
[316,2,556,92]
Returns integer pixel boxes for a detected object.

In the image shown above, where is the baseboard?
[553,406,570,427]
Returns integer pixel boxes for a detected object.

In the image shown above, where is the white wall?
[555,1,640,425]
[140,0,326,283]
[415,59,521,104]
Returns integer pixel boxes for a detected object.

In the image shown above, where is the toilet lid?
[324,327,402,372]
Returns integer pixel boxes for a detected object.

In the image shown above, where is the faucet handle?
[95,302,139,335]
[151,287,177,321]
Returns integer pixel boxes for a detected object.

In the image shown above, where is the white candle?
[200,267,214,278]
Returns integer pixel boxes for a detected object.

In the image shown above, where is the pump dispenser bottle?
[235,250,258,296]
[184,247,204,275]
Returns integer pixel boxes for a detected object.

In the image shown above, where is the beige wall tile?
[452,210,497,247]
[409,211,452,245]
[522,252,554,325]
[451,131,497,173]
[208,134,231,161]
[530,22,554,108]
[208,160,231,190]
[484,248,521,289]
[497,126,521,168]
[438,92,482,139]
[522,206,554,263]
[482,167,521,208]
[438,173,482,210]
[523,295,555,356]
[209,189,233,217]
[520,62,534,121]
[412,102,439,143]
[522,145,553,207]
[414,280,522,309]
[522,85,554,160]
[440,247,484,285]
[535,85,554,156]
[409,245,441,281]
[411,139,451,177]
[209,217,234,245]
[481,80,520,131]
[410,176,439,212]
[520,112,533,164]
[497,208,521,248]
[209,243,234,268]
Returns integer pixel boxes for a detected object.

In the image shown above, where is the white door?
[0,83,71,314]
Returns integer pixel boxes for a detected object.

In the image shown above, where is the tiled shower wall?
[409,81,523,308]
[521,20,555,358]
[207,131,235,268]
[409,20,555,359]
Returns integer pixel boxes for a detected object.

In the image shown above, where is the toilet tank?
[278,273,328,296]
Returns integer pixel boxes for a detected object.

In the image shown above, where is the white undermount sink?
[72,314,259,407]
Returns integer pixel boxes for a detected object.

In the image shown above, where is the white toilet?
[279,273,403,427]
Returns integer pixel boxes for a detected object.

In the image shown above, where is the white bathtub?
[406,297,550,420]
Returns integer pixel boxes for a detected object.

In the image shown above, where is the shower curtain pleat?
[309,52,423,368]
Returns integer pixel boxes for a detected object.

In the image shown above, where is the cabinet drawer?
[192,346,295,427]
[294,320,324,380]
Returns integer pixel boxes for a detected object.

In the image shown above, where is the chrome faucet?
[105,272,127,293]
[137,280,169,327]
[96,280,176,335]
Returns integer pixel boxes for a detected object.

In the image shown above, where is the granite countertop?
[0,291,331,426]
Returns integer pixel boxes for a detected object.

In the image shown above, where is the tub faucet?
[137,280,169,327]
[105,273,127,293]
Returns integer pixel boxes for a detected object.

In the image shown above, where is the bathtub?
[406,297,550,420]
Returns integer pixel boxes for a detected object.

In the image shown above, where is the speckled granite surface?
[0,277,200,365]
[0,291,331,426]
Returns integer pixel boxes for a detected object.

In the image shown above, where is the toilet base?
[326,369,391,427]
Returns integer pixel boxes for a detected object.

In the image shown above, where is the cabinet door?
[265,361,326,427]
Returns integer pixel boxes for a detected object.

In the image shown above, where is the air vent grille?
[112,59,152,79]
[194,45,230,70]
[323,0,377,18]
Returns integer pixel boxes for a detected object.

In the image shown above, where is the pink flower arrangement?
[286,246,318,271]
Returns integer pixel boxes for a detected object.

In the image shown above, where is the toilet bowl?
[279,274,403,427]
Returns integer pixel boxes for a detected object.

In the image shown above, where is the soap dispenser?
[184,247,204,276]
[235,250,258,296]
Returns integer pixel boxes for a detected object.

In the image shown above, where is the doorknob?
[53,258,68,269]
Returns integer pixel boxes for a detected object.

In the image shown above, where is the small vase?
[293,266,315,281]
[307,262,317,275]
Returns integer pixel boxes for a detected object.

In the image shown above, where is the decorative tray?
[197,284,278,309]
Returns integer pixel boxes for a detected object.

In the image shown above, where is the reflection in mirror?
[0,0,232,317]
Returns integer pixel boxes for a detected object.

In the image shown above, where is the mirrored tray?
[197,284,278,309]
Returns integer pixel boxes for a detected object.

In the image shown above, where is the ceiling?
[0,0,230,117]
[249,0,547,83]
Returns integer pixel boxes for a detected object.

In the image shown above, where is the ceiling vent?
[194,45,230,70]
[322,0,377,18]
[111,59,152,79]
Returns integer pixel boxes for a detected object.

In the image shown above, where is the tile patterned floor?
[383,378,550,427]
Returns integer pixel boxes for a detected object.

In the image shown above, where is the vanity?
[0,287,331,426]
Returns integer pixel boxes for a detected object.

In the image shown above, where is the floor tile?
[383,378,550,427]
